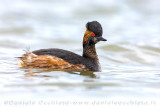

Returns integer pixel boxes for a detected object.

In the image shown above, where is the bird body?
[18,21,107,72]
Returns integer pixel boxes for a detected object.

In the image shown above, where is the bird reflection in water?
[24,69,96,78]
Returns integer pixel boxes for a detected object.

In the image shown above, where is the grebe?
[18,21,107,72]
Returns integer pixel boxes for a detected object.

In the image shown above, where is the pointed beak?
[96,36,107,41]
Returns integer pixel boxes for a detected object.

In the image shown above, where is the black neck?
[82,44,98,60]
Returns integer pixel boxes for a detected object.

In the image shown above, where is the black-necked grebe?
[18,21,107,72]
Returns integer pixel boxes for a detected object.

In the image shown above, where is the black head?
[86,21,103,37]
[84,21,107,46]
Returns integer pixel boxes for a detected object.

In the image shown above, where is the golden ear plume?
[83,29,94,44]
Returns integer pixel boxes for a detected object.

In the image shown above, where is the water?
[0,0,160,107]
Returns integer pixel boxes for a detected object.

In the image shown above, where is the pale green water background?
[0,0,160,107]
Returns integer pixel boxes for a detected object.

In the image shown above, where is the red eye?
[92,33,95,36]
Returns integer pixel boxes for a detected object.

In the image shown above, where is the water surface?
[0,0,160,106]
